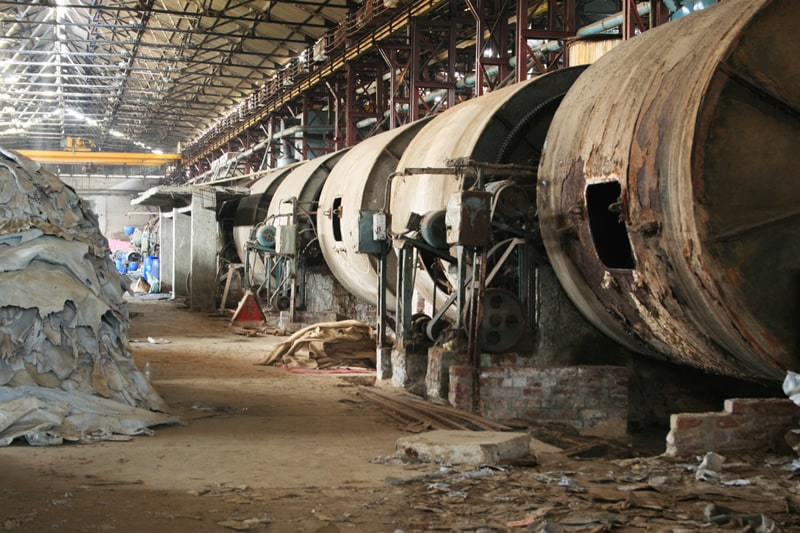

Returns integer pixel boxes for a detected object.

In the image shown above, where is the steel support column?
[345,61,386,147]
[622,0,647,39]
[409,18,460,122]
[302,87,337,159]
[515,0,576,83]
[378,43,413,130]
[302,92,313,160]
[266,116,280,169]
[325,76,346,151]
[649,0,671,28]
[467,0,513,96]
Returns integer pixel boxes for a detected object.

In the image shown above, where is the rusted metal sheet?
[538,0,799,380]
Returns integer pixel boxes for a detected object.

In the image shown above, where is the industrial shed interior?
[1,0,799,530]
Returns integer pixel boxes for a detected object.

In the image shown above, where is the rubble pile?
[0,148,173,445]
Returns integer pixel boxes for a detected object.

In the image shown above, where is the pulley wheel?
[479,289,525,353]
[419,210,448,249]
[275,295,291,311]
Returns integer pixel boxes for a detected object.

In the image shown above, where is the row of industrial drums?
[231,0,798,382]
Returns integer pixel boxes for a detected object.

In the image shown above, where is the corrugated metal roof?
[0,0,347,153]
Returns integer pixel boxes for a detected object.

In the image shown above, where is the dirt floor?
[2,299,800,532]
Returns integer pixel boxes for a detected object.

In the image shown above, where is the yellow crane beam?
[16,150,183,167]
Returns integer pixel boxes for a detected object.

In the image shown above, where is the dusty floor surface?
[2,299,800,532]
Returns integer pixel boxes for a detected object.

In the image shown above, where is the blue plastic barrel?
[127,261,139,272]
[150,257,160,281]
[115,257,126,274]
[144,256,160,283]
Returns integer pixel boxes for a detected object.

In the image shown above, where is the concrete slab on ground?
[396,430,531,465]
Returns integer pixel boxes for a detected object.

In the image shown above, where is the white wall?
[60,175,161,240]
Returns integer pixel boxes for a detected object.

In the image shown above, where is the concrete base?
[396,430,531,466]
[391,345,427,393]
[376,346,392,380]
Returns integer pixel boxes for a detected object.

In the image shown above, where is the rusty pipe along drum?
[317,120,430,307]
[538,0,799,380]
[390,67,586,317]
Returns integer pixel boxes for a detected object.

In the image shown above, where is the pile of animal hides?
[0,148,176,446]
[258,320,377,369]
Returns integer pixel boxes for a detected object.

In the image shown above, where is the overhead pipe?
[670,0,718,20]
[188,124,335,183]
[575,1,651,37]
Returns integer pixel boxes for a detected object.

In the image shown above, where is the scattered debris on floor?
[130,336,171,344]
[217,514,271,531]
[187,482,251,497]
[0,148,174,445]
[377,447,800,531]
[281,367,374,375]
[353,383,800,529]
[186,483,271,530]
[258,320,376,369]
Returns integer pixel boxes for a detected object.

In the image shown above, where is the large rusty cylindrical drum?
[265,150,348,259]
[232,164,299,264]
[538,0,799,380]
[391,67,587,315]
[317,120,430,306]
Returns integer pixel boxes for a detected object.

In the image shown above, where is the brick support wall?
[665,398,800,457]
[304,269,376,324]
[427,347,466,401]
[450,366,629,437]
[448,365,473,412]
